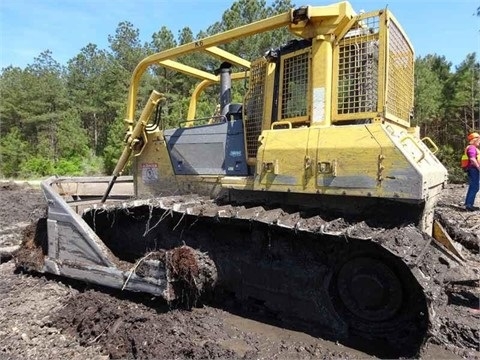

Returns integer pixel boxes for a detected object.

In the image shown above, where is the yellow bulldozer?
[17,1,472,357]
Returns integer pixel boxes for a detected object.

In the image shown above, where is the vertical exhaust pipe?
[217,62,232,117]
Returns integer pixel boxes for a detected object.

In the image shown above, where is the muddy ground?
[0,181,478,360]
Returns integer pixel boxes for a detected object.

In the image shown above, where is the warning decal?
[141,163,159,183]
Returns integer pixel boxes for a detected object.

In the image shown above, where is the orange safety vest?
[461,145,478,169]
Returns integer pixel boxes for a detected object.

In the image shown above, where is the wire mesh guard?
[337,15,380,115]
[387,20,414,121]
[244,59,267,159]
[280,51,309,119]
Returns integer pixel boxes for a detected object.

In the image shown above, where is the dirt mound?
[0,181,26,191]
[0,181,46,263]
[14,218,48,272]
[0,261,104,360]
[53,290,239,360]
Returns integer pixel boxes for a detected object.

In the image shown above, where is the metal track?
[83,194,455,357]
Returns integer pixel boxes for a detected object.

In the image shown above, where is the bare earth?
[0,181,478,360]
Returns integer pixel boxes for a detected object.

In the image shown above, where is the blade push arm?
[101,90,164,203]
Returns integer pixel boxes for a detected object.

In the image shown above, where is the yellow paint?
[123,2,447,209]
[262,62,277,131]
[433,221,465,261]
[134,128,178,197]
[310,36,333,126]
[247,122,438,200]
[257,128,310,189]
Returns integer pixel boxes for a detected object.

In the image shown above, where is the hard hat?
[467,132,479,141]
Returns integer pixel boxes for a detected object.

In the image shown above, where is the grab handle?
[421,137,439,154]
[271,121,292,130]
[399,135,426,163]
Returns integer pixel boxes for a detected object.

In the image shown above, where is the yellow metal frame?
[332,10,383,122]
[331,9,414,128]
[126,12,292,124]
[243,58,269,165]
[186,71,250,124]
[376,10,388,122]
[122,2,414,133]
[277,48,311,124]
[122,2,415,177]
[124,2,358,130]
[262,62,277,131]
[383,11,414,127]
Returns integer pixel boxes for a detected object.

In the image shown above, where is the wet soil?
[0,181,46,227]
[0,181,478,360]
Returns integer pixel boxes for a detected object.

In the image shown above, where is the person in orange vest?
[463,132,480,211]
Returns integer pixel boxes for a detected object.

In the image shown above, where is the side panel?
[256,129,309,188]
[315,126,383,191]
[254,123,447,201]
[164,120,248,176]
[134,120,249,198]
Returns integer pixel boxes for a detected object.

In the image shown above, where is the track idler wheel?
[330,251,428,357]
[336,257,403,322]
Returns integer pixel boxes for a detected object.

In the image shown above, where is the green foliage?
[0,66,30,133]
[56,109,90,158]
[0,127,28,178]
[413,53,479,186]
[53,154,104,176]
[53,157,83,176]
[448,54,480,133]
[150,26,177,53]
[19,156,55,178]
[108,21,147,73]
[79,154,105,175]
[0,0,478,186]
[19,155,103,178]
[103,114,129,174]
[414,56,443,126]
[66,44,114,154]
[208,0,294,60]
[436,145,467,184]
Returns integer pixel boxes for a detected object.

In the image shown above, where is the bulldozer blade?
[432,220,465,262]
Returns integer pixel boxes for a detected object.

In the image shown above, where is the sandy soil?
[0,181,478,360]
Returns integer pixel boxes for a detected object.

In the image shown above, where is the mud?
[435,184,480,253]
[0,181,46,228]
[0,181,478,359]
[0,181,46,263]
[13,219,48,272]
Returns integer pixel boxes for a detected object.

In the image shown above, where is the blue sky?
[0,0,478,70]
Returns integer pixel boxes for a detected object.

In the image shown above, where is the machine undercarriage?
[14,176,465,357]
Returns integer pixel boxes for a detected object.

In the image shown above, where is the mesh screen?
[281,52,309,119]
[337,16,379,115]
[244,59,267,159]
[387,21,414,120]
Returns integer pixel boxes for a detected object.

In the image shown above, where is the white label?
[141,163,159,183]
[312,87,325,123]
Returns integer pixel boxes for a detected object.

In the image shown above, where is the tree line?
[0,0,478,183]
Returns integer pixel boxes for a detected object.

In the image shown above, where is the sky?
[0,0,479,71]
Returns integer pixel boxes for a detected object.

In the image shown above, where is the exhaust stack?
[217,62,232,117]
